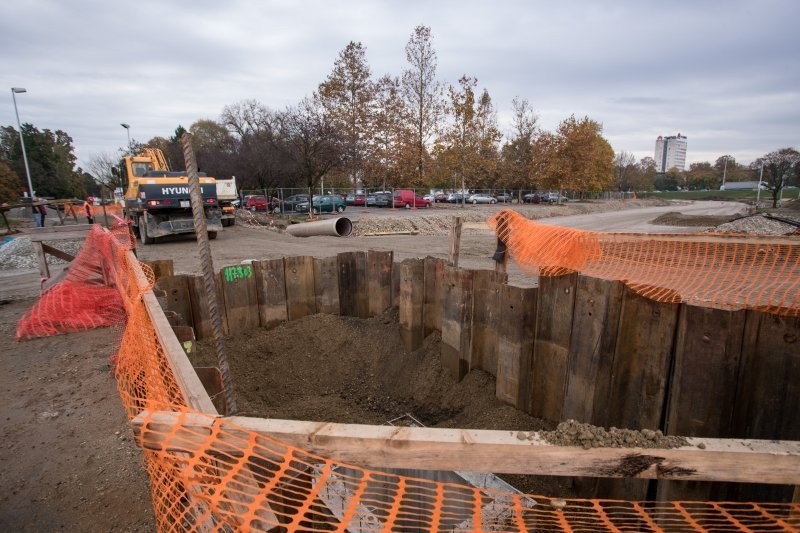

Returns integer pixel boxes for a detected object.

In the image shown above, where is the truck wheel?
[139,216,154,245]
[208,231,217,240]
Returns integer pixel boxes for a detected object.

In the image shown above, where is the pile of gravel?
[354,211,489,236]
[0,236,83,271]
[711,214,798,235]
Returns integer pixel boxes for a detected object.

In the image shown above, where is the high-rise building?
[654,133,688,172]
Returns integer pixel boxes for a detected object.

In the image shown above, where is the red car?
[345,193,366,206]
[393,189,431,208]
[245,195,280,212]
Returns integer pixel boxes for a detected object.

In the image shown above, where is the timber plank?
[657,305,746,502]
[528,273,577,421]
[605,286,680,430]
[219,263,260,334]
[337,252,358,316]
[187,274,228,341]
[441,266,474,382]
[470,270,507,374]
[367,250,393,317]
[398,259,425,351]
[155,275,194,327]
[132,410,800,485]
[562,276,624,424]
[423,256,446,335]
[253,258,288,329]
[495,285,537,409]
[284,256,316,320]
[313,256,339,315]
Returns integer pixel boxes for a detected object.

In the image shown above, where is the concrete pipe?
[285,217,352,237]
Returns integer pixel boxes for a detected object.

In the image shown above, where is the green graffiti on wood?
[224,264,253,283]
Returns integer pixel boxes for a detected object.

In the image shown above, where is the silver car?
[468,194,497,204]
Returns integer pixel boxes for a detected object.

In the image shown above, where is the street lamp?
[120,123,131,153]
[721,156,729,191]
[11,88,34,199]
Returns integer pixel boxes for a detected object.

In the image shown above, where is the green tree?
[0,124,84,198]
[317,41,375,189]
[754,148,800,207]
[401,25,444,184]
[0,160,21,203]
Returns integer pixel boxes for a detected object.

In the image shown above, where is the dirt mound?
[651,211,738,227]
[191,309,550,433]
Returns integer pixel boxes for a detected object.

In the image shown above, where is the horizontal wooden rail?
[132,410,800,486]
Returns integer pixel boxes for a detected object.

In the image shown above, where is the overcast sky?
[1,0,798,172]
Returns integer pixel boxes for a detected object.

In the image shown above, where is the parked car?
[345,193,366,206]
[393,189,431,208]
[468,193,497,204]
[447,192,466,203]
[366,194,377,207]
[495,192,513,203]
[522,192,542,204]
[374,192,393,208]
[276,194,310,213]
[544,192,568,204]
[245,194,280,212]
[423,194,435,202]
[434,192,448,203]
[295,194,346,214]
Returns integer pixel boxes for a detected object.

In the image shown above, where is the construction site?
[2,180,798,531]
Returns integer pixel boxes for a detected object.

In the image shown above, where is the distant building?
[721,181,764,191]
[654,134,688,173]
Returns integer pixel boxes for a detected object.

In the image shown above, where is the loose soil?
[190,309,688,497]
[650,211,739,227]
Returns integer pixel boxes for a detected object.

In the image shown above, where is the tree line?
[1,25,797,207]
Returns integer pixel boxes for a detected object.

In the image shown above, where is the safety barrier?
[489,209,800,316]
[15,223,800,531]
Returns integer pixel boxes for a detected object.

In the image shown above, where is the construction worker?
[84,198,94,224]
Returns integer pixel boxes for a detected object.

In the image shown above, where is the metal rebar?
[180,132,238,415]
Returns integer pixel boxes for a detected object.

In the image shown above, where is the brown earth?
[0,299,155,532]
[650,211,739,227]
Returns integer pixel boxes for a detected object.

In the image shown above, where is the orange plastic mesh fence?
[489,209,800,316]
[16,224,800,531]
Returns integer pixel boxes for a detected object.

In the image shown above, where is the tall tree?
[401,25,444,184]
[189,119,236,179]
[87,152,126,190]
[754,148,800,207]
[530,115,614,193]
[278,98,342,207]
[368,75,408,189]
[0,124,84,198]
[219,100,289,189]
[317,41,375,189]
[0,160,21,203]
[439,76,501,190]
[614,151,636,191]
[500,97,538,189]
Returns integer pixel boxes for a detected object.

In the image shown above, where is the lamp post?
[721,156,729,190]
[11,88,34,199]
[120,123,131,153]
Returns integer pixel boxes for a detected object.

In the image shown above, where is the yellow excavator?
[120,148,223,244]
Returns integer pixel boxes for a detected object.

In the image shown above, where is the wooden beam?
[41,243,75,263]
[131,410,800,485]
[34,242,50,278]
[448,216,462,267]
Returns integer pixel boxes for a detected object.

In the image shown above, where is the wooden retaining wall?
[151,253,800,502]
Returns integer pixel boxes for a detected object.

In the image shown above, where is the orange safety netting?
[16,223,800,531]
[489,209,800,316]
